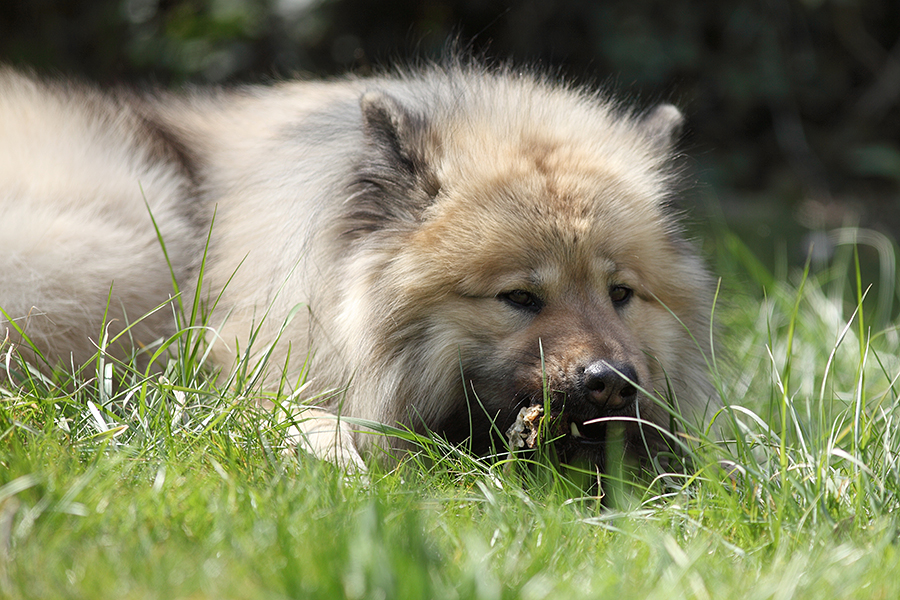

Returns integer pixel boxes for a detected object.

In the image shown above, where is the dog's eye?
[609,285,633,306]
[500,290,542,312]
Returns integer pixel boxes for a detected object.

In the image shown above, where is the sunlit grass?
[2,225,900,599]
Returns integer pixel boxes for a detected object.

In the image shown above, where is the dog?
[0,60,719,473]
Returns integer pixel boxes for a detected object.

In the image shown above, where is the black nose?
[582,361,638,409]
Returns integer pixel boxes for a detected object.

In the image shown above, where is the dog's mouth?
[506,405,609,450]
[567,418,607,445]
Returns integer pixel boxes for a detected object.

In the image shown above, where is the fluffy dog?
[0,62,719,472]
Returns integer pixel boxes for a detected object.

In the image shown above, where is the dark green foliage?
[2,1,898,209]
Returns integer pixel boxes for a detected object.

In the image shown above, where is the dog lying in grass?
[0,60,719,473]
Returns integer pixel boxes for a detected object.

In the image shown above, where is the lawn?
[2,227,900,599]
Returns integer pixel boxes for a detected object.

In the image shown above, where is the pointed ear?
[641,104,684,151]
[343,91,440,236]
[360,90,430,173]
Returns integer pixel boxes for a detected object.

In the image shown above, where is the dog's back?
[0,69,201,367]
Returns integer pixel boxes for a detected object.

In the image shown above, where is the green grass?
[3,227,900,599]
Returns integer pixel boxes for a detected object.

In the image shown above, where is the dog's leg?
[284,407,368,474]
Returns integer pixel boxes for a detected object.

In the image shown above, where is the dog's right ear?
[344,91,440,236]
[360,91,433,180]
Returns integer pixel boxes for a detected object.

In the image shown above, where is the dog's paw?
[283,407,368,476]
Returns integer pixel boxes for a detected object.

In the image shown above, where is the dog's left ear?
[641,104,684,151]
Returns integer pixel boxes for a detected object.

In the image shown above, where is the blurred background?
[2,0,899,272]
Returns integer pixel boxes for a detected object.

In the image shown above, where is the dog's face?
[378,140,703,464]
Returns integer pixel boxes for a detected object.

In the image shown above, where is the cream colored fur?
[0,63,719,472]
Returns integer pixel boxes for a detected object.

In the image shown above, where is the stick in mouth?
[506,405,545,450]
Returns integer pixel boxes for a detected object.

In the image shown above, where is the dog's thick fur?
[0,62,718,472]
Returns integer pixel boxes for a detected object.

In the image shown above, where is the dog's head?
[346,69,715,467]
